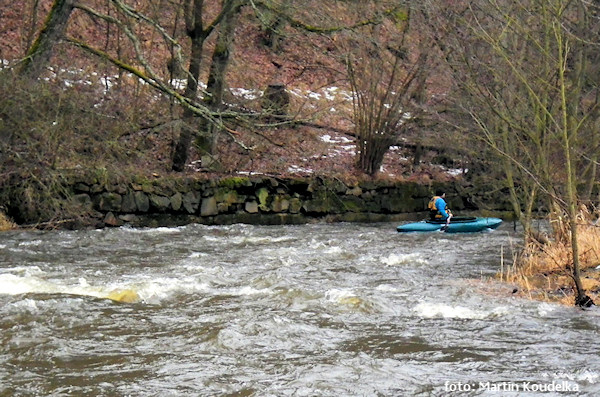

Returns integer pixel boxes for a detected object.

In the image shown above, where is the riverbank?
[2,172,514,230]
[4,171,598,308]
[498,209,600,306]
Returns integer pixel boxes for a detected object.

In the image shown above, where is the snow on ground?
[320,134,353,144]
[287,165,314,174]
[2,62,460,179]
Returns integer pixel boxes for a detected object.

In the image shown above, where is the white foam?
[18,240,43,247]
[375,284,401,292]
[324,246,343,254]
[537,302,559,317]
[325,288,357,301]
[216,327,249,350]
[413,302,508,319]
[0,266,44,277]
[201,235,294,245]
[0,273,211,304]
[381,253,427,266]
[5,298,40,313]
[0,274,47,295]
[542,370,600,385]
[127,276,212,303]
[120,226,182,234]
[234,286,273,296]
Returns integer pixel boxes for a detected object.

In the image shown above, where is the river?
[0,222,598,396]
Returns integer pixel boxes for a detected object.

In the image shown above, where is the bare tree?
[433,0,600,306]
[17,0,422,175]
[345,4,432,176]
[171,0,244,171]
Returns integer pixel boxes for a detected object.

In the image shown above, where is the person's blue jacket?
[435,197,450,220]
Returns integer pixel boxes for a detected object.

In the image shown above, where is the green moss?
[213,42,228,57]
[130,176,155,193]
[304,190,346,214]
[340,197,365,213]
[391,8,409,22]
[215,188,240,205]
[256,187,270,211]
[93,167,109,187]
[217,177,252,189]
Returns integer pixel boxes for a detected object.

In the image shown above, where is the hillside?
[0,1,467,184]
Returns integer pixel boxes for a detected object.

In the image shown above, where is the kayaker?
[428,190,452,223]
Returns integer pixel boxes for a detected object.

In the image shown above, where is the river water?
[0,222,598,396]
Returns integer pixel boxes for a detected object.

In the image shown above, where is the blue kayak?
[397,216,503,233]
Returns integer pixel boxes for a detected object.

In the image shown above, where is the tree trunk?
[19,0,75,78]
[172,0,207,172]
[261,0,291,52]
[556,12,592,307]
[171,0,241,171]
[203,0,241,154]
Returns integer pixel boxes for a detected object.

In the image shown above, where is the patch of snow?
[289,88,304,97]
[100,76,116,90]
[230,87,261,100]
[236,171,267,176]
[170,78,187,90]
[288,165,314,174]
[330,146,356,157]
[321,134,353,144]
[437,165,467,176]
[447,168,467,176]
[323,88,337,100]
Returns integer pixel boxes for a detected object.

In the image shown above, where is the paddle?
[440,211,452,232]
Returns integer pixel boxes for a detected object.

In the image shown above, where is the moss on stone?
[304,190,345,214]
[340,196,366,213]
[215,188,242,205]
[256,187,270,211]
[217,176,252,189]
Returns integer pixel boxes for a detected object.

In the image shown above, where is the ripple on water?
[0,223,599,395]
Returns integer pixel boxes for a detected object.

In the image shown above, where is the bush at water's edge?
[497,207,600,307]
[0,211,16,231]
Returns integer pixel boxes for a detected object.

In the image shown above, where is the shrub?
[0,69,167,226]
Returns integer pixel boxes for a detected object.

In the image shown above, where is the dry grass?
[0,212,16,231]
[498,207,600,305]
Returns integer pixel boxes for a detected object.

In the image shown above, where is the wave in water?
[0,273,211,304]
[413,301,510,319]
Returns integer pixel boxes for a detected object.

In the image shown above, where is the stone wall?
[69,174,513,228]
